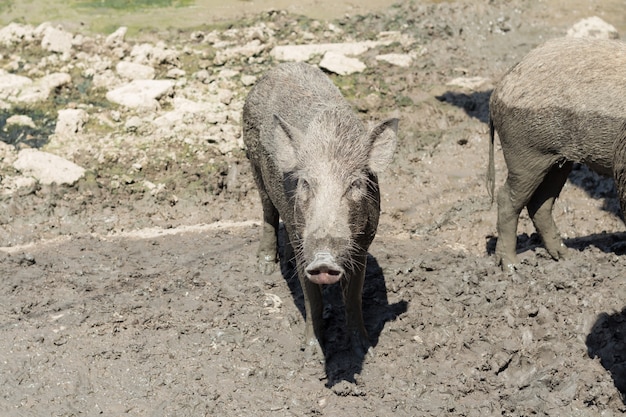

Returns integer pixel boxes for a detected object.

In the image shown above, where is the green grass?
[75,0,193,11]
[0,1,13,14]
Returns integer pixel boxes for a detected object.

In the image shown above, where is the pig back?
[242,62,359,231]
[244,62,349,138]
[490,37,626,173]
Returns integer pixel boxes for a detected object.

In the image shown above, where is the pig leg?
[342,253,372,358]
[527,161,573,260]
[250,165,279,275]
[496,163,548,270]
[301,274,324,359]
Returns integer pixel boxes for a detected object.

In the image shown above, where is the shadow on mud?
[587,307,626,403]
[485,231,626,259]
[435,90,492,124]
[277,226,408,387]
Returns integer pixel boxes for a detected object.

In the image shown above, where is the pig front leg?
[251,165,280,275]
[343,253,372,358]
[301,275,324,359]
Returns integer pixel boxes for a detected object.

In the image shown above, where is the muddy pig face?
[269,110,398,285]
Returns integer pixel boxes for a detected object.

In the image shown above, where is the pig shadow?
[277,224,409,387]
[435,90,492,123]
[586,307,626,403]
[485,230,626,260]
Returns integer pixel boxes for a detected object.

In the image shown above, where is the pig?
[614,123,626,220]
[487,37,626,271]
[242,62,398,358]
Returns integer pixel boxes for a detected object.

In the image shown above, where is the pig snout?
[305,252,344,285]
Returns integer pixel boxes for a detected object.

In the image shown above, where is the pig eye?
[348,178,366,199]
[298,178,311,199]
[351,178,365,190]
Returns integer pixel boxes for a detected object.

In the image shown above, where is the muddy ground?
[2,0,626,415]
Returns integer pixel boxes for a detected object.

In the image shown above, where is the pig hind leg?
[250,164,280,275]
[527,161,572,260]
[496,157,553,270]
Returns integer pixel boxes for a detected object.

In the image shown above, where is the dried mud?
[2,0,626,416]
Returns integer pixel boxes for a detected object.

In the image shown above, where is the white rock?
[0,22,36,46]
[92,70,121,89]
[241,75,257,86]
[270,41,382,62]
[166,68,186,79]
[0,141,17,166]
[55,109,89,136]
[6,115,36,129]
[106,27,127,46]
[106,79,174,109]
[567,16,619,39]
[217,89,234,105]
[130,42,179,66]
[153,97,225,128]
[447,76,490,90]
[214,39,266,65]
[116,61,155,80]
[0,70,32,100]
[375,53,413,68]
[14,176,38,191]
[125,116,144,132]
[319,52,366,75]
[41,26,74,54]
[13,149,85,185]
[14,72,72,103]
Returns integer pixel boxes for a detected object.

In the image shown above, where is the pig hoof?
[302,338,324,361]
[350,336,373,359]
[539,243,568,262]
[258,254,277,275]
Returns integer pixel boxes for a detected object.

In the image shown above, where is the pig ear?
[367,118,398,173]
[270,115,300,172]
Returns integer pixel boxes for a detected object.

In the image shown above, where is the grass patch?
[0,105,57,148]
[74,0,194,10]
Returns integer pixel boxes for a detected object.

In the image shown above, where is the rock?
[116,61,156,80]
[0,70,32,100]
[124,115,144,133]
[166,68,186,79]
[55,109,89,136]
[13,72,72,104]
[130,42,179,66]
[319,51,366,75]
[240,75,257,86]
[447,76,491,90]
[92,69,120,89]
[566,16,619,39]
[214,39,266,65]
[0,22,36,46]
[0,141,17,166]
[5,115,36,129]
[217,89,234,105]
[105,26,127,47]
[13,149,85,186]
[105,79,174,109]
[270,41,382,62]
[375,53,413,68]
[40,25,74,55]
[153,97,226,129]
